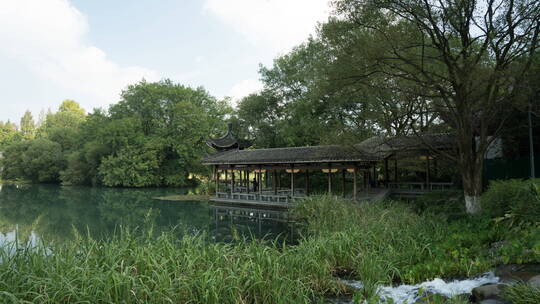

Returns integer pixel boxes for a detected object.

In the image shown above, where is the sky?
[0,0,332,123]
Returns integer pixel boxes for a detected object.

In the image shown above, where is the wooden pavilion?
[203,126,455,208]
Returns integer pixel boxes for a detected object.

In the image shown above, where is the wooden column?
[258,166,262,195]
[273,170,277,195]
[214,166,218,196]
[327,164,332,194]
[246,170,250,194]
[290,165,295,196]
[277,172,281,189]
[353,167,357,200]
[305,169,310,196]
[341,169,346,198]
[231,168,235,195]
[224,169,228,192]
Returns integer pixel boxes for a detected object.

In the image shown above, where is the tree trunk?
[460,154,484,214]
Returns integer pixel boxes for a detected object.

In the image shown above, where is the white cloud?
[0,0,159,114]
[229,79,263,103]
[204,0,331,53]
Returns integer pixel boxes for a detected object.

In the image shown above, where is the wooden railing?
[388,182,454,192]
[215,192,298,205]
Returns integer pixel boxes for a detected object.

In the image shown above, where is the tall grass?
[0,195,535,303]
[503,284,540,304]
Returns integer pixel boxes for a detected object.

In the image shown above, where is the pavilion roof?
[202,133,455,166]
[205,123,252,151]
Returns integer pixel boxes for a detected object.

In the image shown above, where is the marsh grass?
[0,195,536,303]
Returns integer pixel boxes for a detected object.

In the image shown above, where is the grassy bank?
[0,195,538,303]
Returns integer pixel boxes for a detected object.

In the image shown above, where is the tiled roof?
[202,133,455,165]
[205,123,252,151]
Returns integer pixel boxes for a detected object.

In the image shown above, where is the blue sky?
[0,0,331,122]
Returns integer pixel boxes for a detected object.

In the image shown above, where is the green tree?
[331,0,540,213]
[20,111,36,140]
[61,80,229,187]
[0,121,20,150]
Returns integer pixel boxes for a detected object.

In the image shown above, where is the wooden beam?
[215,163,375,171]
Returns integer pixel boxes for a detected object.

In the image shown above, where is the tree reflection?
[0,184,295,246]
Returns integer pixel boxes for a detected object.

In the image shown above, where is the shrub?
[481,179,540,225]
[412,190,465,217]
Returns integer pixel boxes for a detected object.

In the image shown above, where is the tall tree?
[20,110,36,140]
[332,0,540,213]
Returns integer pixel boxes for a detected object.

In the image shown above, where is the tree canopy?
[1,80,231,187]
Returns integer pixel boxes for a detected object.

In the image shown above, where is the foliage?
[413,190,465,217]
[481,179,540,225]
[0,139,63,183]
[1,80,231,187]
[0,120,20,149]
[19,110,35,140]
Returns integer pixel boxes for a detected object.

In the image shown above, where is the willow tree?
[333,0,540,213]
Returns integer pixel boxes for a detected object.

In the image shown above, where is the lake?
[0,183,296,247]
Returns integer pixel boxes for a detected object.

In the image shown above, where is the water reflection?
[0,183,295,247]
[210,205,296,244]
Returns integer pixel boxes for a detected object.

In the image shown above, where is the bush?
[481,179,540,225]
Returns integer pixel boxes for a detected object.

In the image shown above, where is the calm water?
[0,183,295,247]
